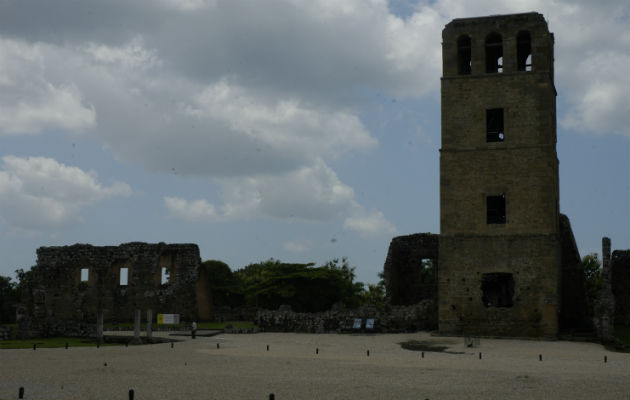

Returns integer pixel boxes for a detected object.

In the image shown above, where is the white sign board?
[157,313,180,324]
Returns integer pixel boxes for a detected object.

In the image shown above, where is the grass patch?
[198,321,257,330]
[103,321,257,330]
[0,337,121,350]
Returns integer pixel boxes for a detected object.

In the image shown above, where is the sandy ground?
[1,332,628,400]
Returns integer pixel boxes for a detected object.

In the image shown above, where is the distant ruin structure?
[385,12,591,337]
[611,248,630,326]
[383,233,438,305]
[18,242,209,338]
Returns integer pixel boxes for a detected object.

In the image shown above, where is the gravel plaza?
[1,331,628,400]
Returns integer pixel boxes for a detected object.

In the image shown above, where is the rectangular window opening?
[120,267,128,286]
[420,258,436,282]
[80,268,89,282]
[487,194,506,224]
[486,108,504,142]
[161,267,170,285]
[517,32,532,71]
[482,273,514,307]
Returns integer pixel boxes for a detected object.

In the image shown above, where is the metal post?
[132,309,141,345]
[96,311,104,344]
[146,309,153,341]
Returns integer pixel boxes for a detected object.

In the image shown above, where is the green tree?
[0,275,18,323]
[200,260,244,307]
[229,257,365,312]
[583,253,602,312]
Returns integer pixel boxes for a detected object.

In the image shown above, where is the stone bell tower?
[438,13,561,336]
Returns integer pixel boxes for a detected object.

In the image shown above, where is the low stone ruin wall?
[256,300,437,333]
[0,325,14,340]
[212,306,260,322]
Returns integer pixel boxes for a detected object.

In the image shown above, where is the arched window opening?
[517,31,532,71]
[485,33,503,73]
[457,35,472,75]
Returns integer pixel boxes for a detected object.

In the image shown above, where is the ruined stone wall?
[593,237,615,343]
[19,242,201,338]
[611,249,630,325]
[559,214,590,330]
[383,233,438,305]
[256,300,437,333]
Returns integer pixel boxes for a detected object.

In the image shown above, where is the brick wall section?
[559,214,590,330]
[383,233,438,305]
[18,242,201,338]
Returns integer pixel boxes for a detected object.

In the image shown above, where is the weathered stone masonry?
[384,13,590,337]
[18,242,202,338]
[439,13,561,337]
[383,233,438,305]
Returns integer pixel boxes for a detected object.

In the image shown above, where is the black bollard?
[421,351,424,358]
[171,342,174,349]
[316,348,319,354]
[129,389,134,400]
[33,344,36,351]
[479,352,482,360]
[269,394,275,400]
[65,342,68,349]
[97,342,100,349]
[217,343,220,349]
[367,350,370,357]
[18,387,24,399]
[267,345,269,351]
[604,355,607,363]
[539,354,542,362]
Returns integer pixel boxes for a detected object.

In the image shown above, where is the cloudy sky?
[0,0,628,284]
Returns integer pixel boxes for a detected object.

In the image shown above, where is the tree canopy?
[201,258,369,312]
[0,275,18,323]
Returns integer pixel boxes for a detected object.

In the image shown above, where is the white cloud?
[0,39,95,135]
[284,239,312,253]
[157,0,216,11]
[164,157,398,238]
[185,79,377,162]
[84,36,161,71]
[344,209,397,238]
[0,156,131,229]
[560,52,630,136]
[164,197,218,221]
[165,159,356,221]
